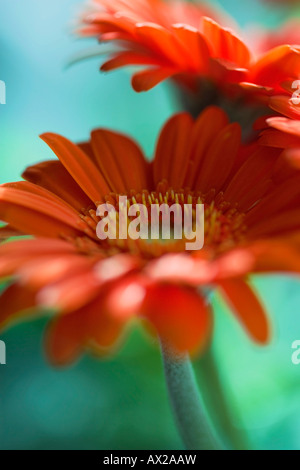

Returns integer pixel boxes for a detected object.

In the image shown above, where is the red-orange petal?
[45,309,86,365]
[90,129,149,193]
[40,133,110,203]
[0,185,84,238]
[140,284,212,355]
[131,67,176,92]
[22,160,92,212]
[194,122,241,192]
[219,279,270,343]
[0,284,37,330]
[201,17,251,68]
[153,112,194,187]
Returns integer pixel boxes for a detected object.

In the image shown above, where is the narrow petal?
[90,129,149,193]
[219,279,270,343]
[0,284,37,330]
[0,186,84,238]
[153,113,194,187]
[40,133,110,203]
[101,51,165,71]
[201,17,251,68]
[172,24,210,72]
[184,106,229,188]
[23,160,92,211]
[131,67,176,91]
[45,309,86,365]
[246,174,300,224]
[194,123,241,192]
[224,146,278,210]
[135,23,186,66]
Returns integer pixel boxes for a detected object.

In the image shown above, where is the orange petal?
[135,23,185,67]
[246,174,300,224]
[266,116,300,138]
[17,254,95,289]
[194,122,241,192]
[269,95,300,120]
[88,296,128,353]
[184,106,229,188]
[249,239,300,273]
[132,67,176,91]
[140,284,212,355]
[247,209,300,238]
[101,51,165,71]
[37,269,102,314]
[0,185,84,238]
[172,24,210,72]
[0,238,78,280]
[251,45,300,86]
[146,253,217,285]
[0,238,76,256]
[219,279,270,343]
[40,133,110,203]
[153,113,194,187]
[201,17,251,68]
[23,160,92,212]
[90,129,149,193]
[45,288,130,365]
[224,146,278,210]
[259,129,300,148]
[0,284,37,330]
[45,309,86,365]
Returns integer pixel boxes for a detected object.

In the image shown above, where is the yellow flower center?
[79,181,247,259]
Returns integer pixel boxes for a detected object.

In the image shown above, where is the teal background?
[1,0,300,450]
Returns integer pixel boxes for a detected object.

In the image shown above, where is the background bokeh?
[1,0,300,450]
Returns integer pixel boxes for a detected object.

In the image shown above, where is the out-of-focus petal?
[140,284,212,355]
[219,279,270,343]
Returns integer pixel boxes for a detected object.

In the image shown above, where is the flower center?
[79,181,247,259]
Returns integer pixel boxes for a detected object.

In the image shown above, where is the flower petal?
[219,279,270,344]
[0,185,84,238]
[131,67,176,91]
[140,284,212,355]
[40,133,110,203]
[22,160,92,212]
[153,112,194,187]
[90,129,149,193]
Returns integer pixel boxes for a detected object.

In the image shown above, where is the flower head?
[79,0,300,117]
[1,106,300,364]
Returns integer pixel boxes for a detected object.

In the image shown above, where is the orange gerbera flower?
[1,106,300,365]
[78,0,300,114]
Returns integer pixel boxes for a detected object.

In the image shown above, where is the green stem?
[194,346,251,450]
[161,343,220,450]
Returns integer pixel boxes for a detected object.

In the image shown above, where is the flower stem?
[194,347,251,450]
[161,343,220,450]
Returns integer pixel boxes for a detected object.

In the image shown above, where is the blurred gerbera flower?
[78,0,300,117]
[1,106,300,365]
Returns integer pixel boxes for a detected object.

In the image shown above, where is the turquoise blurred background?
[1,0,300,450]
